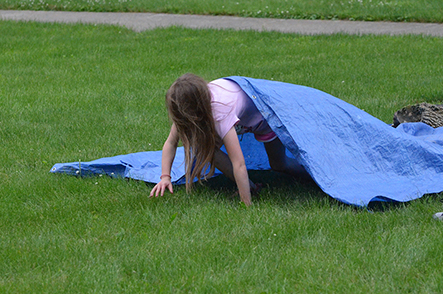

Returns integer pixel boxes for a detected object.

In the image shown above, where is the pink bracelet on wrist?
[160,174,171,180]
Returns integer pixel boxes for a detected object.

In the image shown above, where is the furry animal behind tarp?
[393,103,443,128]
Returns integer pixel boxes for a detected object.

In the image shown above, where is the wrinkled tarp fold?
[50,76,443,206]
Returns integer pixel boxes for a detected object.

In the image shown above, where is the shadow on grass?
[366,199,409,212]
[366,193,443,212]
[139,170,443,212]
[203,170,333,206]
[138,169,330,208]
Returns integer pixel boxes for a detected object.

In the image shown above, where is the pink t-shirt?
[208,79,274,141]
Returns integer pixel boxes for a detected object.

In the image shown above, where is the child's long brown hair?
[166,73,219,192]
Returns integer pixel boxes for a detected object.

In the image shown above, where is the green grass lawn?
[1,20,443,292]
[1,0,443,23]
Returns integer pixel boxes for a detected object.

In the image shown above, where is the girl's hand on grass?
[231,182,263,200]
[150,179,173,197]
[251,182,263,198]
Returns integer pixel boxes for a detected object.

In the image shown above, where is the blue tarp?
[50,76,443,206]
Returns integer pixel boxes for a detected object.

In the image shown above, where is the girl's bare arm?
[222,127,252,206]
[150,124,179,197]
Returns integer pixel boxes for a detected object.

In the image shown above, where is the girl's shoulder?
[208,79,242,95]
[208,79,243,105]
[208,79,239,115]
[208,79,241,139]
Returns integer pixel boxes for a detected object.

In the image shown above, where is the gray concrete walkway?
[1,9,443,36]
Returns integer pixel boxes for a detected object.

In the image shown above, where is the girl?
[149,73,307,206]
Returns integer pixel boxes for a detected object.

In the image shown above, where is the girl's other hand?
[251,182,263,197]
